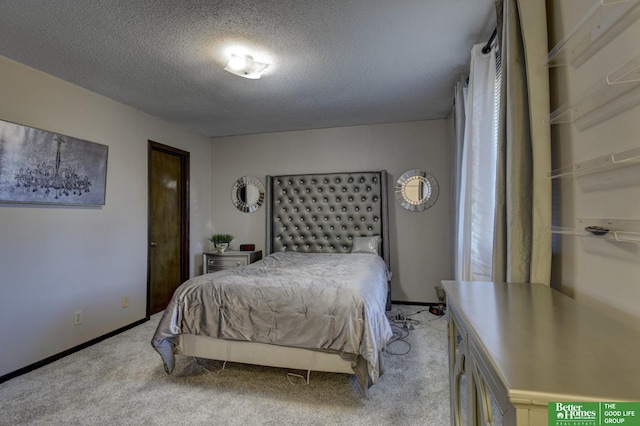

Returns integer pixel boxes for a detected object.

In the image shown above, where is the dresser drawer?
[207,256,247,268]
[202,251,262,275]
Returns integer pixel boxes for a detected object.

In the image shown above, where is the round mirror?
[394,169,439,212]
[231,176,265,213]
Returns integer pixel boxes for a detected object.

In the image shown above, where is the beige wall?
[208,121,453,303]
[547,1,640,330]
[0,55,212,376]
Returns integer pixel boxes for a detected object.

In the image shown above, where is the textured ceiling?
[0,1,495,138]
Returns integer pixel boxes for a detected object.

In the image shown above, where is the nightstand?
[202,250,262,274]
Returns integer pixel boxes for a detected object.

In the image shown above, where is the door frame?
[147,140,190,318]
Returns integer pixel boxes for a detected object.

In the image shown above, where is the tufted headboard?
[265,171,390,273]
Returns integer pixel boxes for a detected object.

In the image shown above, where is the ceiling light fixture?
[224,54,269,79]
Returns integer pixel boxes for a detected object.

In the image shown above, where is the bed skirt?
[175,334,381,389]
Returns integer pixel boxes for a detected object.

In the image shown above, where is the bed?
[151,171,393,390]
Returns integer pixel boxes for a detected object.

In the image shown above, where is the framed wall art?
[0,118,108,206]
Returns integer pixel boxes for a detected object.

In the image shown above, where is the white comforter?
[151,252,392,387]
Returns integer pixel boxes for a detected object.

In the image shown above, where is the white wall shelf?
[547,145,640,178]
[547,53,640,129]
[552,218,640,243]
[545,0,640,68]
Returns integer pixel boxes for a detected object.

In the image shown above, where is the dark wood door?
[148,141,189,315]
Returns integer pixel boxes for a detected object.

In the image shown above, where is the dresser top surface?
[203,250,261,256]
[442,280,640,402]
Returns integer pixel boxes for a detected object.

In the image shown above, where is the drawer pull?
[236,261,242,266]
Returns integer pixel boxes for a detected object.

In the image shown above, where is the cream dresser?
[441,281,640,426]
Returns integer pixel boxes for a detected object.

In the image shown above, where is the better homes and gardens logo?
[553,403,597,424]
[549,402,640,426]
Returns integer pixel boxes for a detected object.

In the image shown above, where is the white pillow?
[351,235,381,255]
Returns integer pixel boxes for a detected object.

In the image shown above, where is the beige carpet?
[0,305,450,426]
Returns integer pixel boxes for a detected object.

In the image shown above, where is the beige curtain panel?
[492,0,552,285]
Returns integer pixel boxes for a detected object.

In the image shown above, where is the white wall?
[209,121,453,303]
[0,55,212,377]
[548,1,640,330]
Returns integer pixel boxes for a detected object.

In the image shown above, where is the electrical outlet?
[122,296,129,308]
[74,310,83,326]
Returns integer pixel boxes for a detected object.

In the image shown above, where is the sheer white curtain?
[453,44,499,281]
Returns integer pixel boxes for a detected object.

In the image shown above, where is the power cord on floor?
[401,306,446,319]
[384,307,446,356]
[194,357,227,375]
[385,309,417,355]
[385,323,412,355]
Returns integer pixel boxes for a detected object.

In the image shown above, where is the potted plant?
[209,233,234,253]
